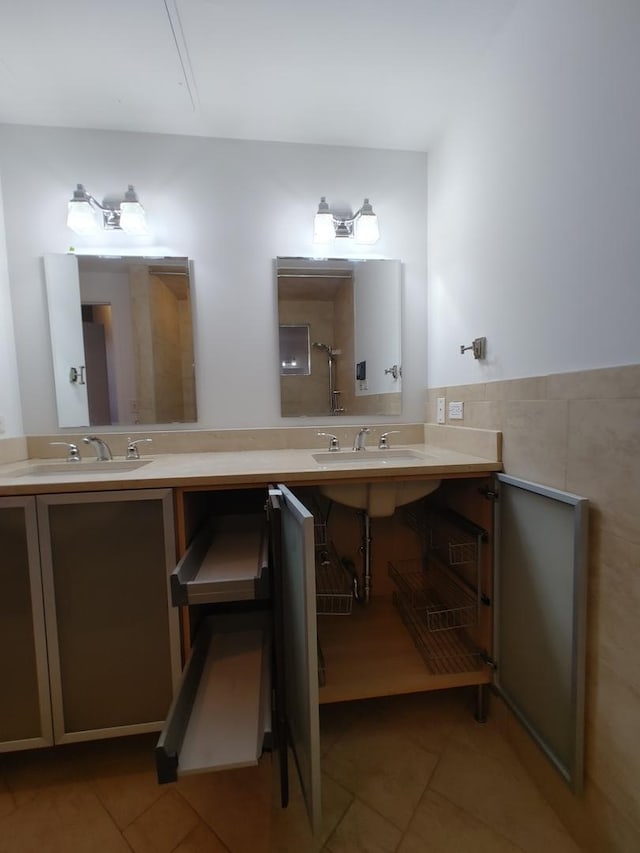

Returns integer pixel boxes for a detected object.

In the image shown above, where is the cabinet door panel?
[275,484,322,835]
[494,474,588,792]
[0,498,52,750]
[37,490,180,742]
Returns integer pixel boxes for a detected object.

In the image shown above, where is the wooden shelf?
[317,596,490,705]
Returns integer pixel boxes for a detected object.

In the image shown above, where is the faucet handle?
[378,430,400,449]
[126,437,153,460]
[50,441,81,462]
[317,432,340,452]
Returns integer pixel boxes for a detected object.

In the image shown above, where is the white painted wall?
[0,173,23,437]
[0,125,427,433]
[427,0,640,387]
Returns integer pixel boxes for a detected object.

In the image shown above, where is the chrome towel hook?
[460,337,487,360]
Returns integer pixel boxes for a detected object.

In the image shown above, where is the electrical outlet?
[436,397,446,424]
[0,415,5,434]
[448,401,464,420]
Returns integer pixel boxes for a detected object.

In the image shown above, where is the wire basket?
[316,541,353,615]
[389,559,477,632]
[407,505,481,563]
[393,591,483,674]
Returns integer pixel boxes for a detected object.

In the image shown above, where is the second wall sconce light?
[66,183,149,236]
[313,196,380,244]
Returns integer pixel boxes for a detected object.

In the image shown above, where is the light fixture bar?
[66,183,149,235]
[312,196,380,244]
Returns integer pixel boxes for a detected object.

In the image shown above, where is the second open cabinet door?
[269,484,322,836]
[493,473,588,792]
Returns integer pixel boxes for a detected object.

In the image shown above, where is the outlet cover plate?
[449,401,464,420]
[436,397,446,424]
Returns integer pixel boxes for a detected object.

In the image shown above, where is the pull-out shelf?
[156,612,270,783]
[170,514,268,605]
[158,512,271,784]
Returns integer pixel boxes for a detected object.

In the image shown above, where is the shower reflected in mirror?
[312,342,344,415]
[276,257,402,417]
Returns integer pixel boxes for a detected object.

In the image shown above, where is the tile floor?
[0,689,583,852]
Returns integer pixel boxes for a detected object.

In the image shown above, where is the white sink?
[7,460,152,477]
[313,448,428,465]
[313,447,441,516]
[319,479,441,517]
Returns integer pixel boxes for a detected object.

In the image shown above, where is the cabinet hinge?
[479,486,499,501]
[480,651,497,670]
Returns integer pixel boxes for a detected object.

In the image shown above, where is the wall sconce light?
[66,183,149,236]
[313,196,380,244]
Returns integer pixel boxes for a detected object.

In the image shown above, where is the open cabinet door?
[269,485,322,835]
[493,473,588,792]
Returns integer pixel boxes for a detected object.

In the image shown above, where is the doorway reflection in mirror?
[45,254,197,428]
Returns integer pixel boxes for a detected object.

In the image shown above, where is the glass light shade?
[354,212,380,244]
[313,211,335,243]
[119,201,149,235]
[67,201,100,235]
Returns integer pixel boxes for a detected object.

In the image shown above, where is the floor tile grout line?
[324,796,403,853]
[168,818,233,853]
[80,776,146,853]
[85,775,140,836]
[171,788,235,853]
[320,738,443,835]
[321,790,356,853]
[426,785,531,853]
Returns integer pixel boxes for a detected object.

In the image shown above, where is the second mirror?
[276,257,402,418]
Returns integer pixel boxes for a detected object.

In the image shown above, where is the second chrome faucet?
[82,435,113,461]
[353,427,370,451]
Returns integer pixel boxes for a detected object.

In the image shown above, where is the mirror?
[44,254,196,427]
[277,257,402,417]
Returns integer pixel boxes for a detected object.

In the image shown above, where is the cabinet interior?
[176,477,494,707]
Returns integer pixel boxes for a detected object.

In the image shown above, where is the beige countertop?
[0,441,501,496]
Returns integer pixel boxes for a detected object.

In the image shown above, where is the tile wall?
[426,363,640,852]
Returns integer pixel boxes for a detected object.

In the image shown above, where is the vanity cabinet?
[0,497,53,752]
[158,473,588,832]
[1,489,181,750]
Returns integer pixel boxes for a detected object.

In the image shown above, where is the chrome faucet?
[353,427,370,451]
[82,435,113,461]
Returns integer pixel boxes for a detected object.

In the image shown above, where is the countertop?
[0,442,501,497]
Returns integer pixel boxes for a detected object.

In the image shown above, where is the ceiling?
[0,0,517,152]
